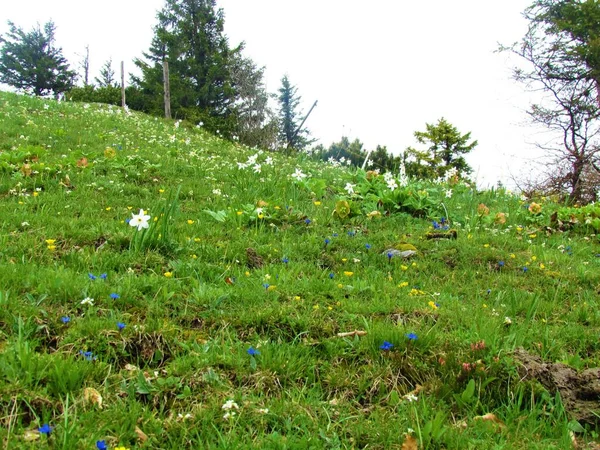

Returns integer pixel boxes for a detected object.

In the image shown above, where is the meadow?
[1,91,600,449]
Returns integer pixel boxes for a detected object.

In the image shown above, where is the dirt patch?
[513,348,600,425]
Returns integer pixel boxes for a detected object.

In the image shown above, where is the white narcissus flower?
[222,399,239,410]
[129,209,151,231]
[344,183,355,195]
[445,189,453,198]
[81,297,94,306]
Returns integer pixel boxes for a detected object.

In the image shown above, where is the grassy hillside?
[1,91,600,449]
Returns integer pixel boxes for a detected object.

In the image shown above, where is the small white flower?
[222,399,239,411]
[212,189,222,196]
[504,316,512,325]
[445,189,453,198]
[265,156,274,166]
[21,221,30,227]
[223,411,236,420]
[257,408,269,415]
[344,183,355,195]
[404,394,418,402]
[81,297,94,306]
[129,209,151,231]
[386,178,398,191]
[253,164,262,174]
[291,168,307,181]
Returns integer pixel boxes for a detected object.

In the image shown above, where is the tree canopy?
[0,20,75,97]
[404,118,476,180]
[277,75,313,152]
[132,0,239,135]
[504,0,600,202]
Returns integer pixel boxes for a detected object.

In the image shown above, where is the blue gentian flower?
[79,350,95,361]
[110,293,120,299]
[38,424,52,435]
[498,261,505,267]
[117,322,126,331]
[379,341,394,351]
[329,273,335,279]
[88,273,97,280]
[99,273,107,279]
[305,218,311,225]
[387,252,394,260]
[365,243,371,250]
[347,231,355,237]
[282,257,289,264]
[325,238,330,245]
[263,283,270,290]
[96,440,108,450]
[247,347,260,356]
[523,266,528,272]
[61,316,70,324]
[332,233,338,237]
[406,333,418,341]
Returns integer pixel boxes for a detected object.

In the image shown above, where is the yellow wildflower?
[164,272,173,278]
[343,271,353,277]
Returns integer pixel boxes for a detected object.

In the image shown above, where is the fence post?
[163,60,171,119]
[121,61,126,108]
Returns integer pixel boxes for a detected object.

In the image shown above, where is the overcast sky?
[1,0,545,187]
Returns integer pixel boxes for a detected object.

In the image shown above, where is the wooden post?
[121,61,126,108]
[163,60,171,119]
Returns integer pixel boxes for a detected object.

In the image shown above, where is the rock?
[382,249,417,259]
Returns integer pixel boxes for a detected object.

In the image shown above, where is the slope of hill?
[1,91,599,448]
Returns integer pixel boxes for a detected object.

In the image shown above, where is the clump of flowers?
[528,202,542,214]
[477,203,490,216]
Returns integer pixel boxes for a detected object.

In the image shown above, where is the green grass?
[1,91,599,449]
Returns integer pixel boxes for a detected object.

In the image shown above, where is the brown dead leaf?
[77,157,88,168]
[83,387,103,409]
[21,164,32,176]
[474,413,506,430]
[401,434,418,450]
[135,426,148,442]
[403,384,424,400]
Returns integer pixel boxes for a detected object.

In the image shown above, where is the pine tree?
[404,118,477,180]
[95,58,116,87]
[230,54,278,149]
[0,20,75,97]
[132,0,239,135]
[277,75,312,151]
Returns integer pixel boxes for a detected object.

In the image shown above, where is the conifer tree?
[277,75,312,151]
[132,0,239,135]
[0,20,75,97]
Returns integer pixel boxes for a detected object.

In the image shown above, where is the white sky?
[1,0,546,188]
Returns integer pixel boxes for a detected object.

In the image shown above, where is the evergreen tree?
[230,54,278,149]
[132,0,239,135]
[404,118,476,180]
[277,75,312,151]
[0,20,75,97]
[95,58,116,87]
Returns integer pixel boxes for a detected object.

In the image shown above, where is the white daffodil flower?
[129,209,151,231]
